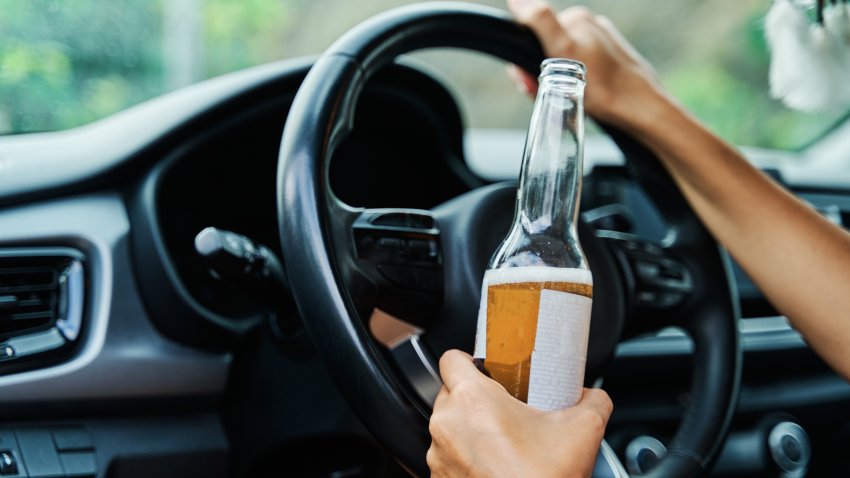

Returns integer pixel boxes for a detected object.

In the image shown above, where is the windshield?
[2,0,846,150]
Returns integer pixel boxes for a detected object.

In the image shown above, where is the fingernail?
[505,65,529,93]
[506,64,521,81]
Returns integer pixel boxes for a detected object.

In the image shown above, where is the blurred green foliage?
[204,0,290,77]
[0,0,161,133]
[0,0,845,150]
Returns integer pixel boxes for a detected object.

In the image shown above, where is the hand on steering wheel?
[506,0,664,130]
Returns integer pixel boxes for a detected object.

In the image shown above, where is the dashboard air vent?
[0,265,59,336]
[0,248,85,372]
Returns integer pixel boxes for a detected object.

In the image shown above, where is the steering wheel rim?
[277,3,741,477]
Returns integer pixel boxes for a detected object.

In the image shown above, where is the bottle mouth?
[539,58,586,82]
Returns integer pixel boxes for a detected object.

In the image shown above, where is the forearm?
[624,91,850,379]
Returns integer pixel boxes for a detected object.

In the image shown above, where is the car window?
[2,0,845,150]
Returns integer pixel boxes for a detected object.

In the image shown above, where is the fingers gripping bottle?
[473,59,592,411]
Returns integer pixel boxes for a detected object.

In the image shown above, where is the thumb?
[438,349,483,391]
[507,0,570,57]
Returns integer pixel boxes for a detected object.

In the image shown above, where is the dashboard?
[0,56,849,477]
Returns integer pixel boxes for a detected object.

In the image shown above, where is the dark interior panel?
[145,63,476,331]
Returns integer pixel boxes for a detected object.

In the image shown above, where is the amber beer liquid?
[473,59,592,411]
[479,267,592,407]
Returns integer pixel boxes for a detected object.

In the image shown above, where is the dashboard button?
[16,429,63,478]
[768,421,810,475]
[781,435,802,462]
[625,435,667,475]
[0,451,18,475]
[59,452,96,478]
[52,428,93,452]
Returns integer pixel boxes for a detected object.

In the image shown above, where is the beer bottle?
[473,59,592,410]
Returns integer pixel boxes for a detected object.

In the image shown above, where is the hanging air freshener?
[765,0,850,112]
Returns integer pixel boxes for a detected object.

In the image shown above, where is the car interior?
[2,1,850,477]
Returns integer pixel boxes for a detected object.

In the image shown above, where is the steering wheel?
[277,3,741,477]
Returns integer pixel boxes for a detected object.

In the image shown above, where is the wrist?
[606,82,679,137]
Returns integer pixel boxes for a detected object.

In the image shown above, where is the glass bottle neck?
[516,74,585,240]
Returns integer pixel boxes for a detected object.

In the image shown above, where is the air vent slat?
[16,297,46,307]
[0,255,80,341]
[0,284,58,294]
[0,296,16,309]
[9,311,53,321]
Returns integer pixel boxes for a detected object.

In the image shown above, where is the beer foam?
[482,266,593,287]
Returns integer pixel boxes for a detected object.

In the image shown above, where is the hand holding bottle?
[427,350,612,478]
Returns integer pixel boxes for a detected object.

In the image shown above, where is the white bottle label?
[472,266,593,411]
[527,289,592,410]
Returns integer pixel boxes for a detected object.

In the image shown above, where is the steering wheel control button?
[353,209,444,324]
[768,421,810,476]
[633,257,691,291]
[625,435,667,475]
[602,234,694,312]
[377,238,404,250]
[404,239,436,258]
[636,261,660,279]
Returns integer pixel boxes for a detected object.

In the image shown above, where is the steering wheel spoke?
[597,231,697,335]
[350,208,443,329]
[334,206,448,410]
[322,196,384,322]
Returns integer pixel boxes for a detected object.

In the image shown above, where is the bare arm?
[631,92,850,381]
[509,0,850,380]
